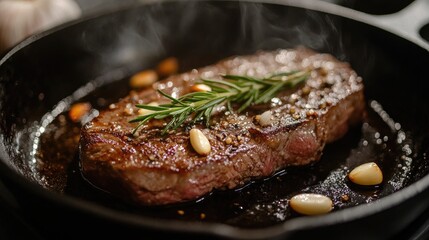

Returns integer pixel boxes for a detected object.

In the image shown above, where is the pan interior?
[1,0,429,228]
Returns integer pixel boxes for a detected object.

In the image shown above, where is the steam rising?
[238,3,341,53]
[78,1,358,73]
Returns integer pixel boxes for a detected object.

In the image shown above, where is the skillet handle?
[369,0,429,47]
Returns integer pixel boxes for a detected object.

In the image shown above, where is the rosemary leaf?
[224,74,273,86]
[130,69,310,134]
[201,78,242,91]
[238,94,254,113]
[254,83,285,104]
[195,97,227,112]
[134,104,168,111]
[157,90,186,106]
[269,70,299,78]
[204,107,213,127]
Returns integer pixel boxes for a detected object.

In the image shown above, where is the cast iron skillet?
[0,0,429,239]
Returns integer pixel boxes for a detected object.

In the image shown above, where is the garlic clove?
[190,84,212,92]
[258,110,274,126]
[348,162,383,186]
[189,129,211,155]
[130,70,158,89]
[35,0,81,30]
[157,57,179,77]
[290,193,333,215]
[0,0,81,52]
[69,102,91,122]
[137,102,159,116]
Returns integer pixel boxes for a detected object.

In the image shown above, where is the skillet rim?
[0,0,429,238]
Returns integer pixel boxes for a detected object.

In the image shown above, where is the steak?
[79,48,365,205]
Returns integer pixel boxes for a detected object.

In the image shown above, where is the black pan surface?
[0,0,429,239]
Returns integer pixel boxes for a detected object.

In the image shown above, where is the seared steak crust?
[80,48,365,205]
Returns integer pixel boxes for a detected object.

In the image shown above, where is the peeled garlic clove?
[69,102,91,122]
[190,84,212,92]
[0,0,81,52]
[189,129,211,155]
[157,57,179,77]
[348,162,383,186]
[258,110,274,126]
[290,193,333,215]
[130,70,158,89]
[137,102,158,116]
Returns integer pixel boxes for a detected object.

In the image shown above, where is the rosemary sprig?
[130,69,310,134]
